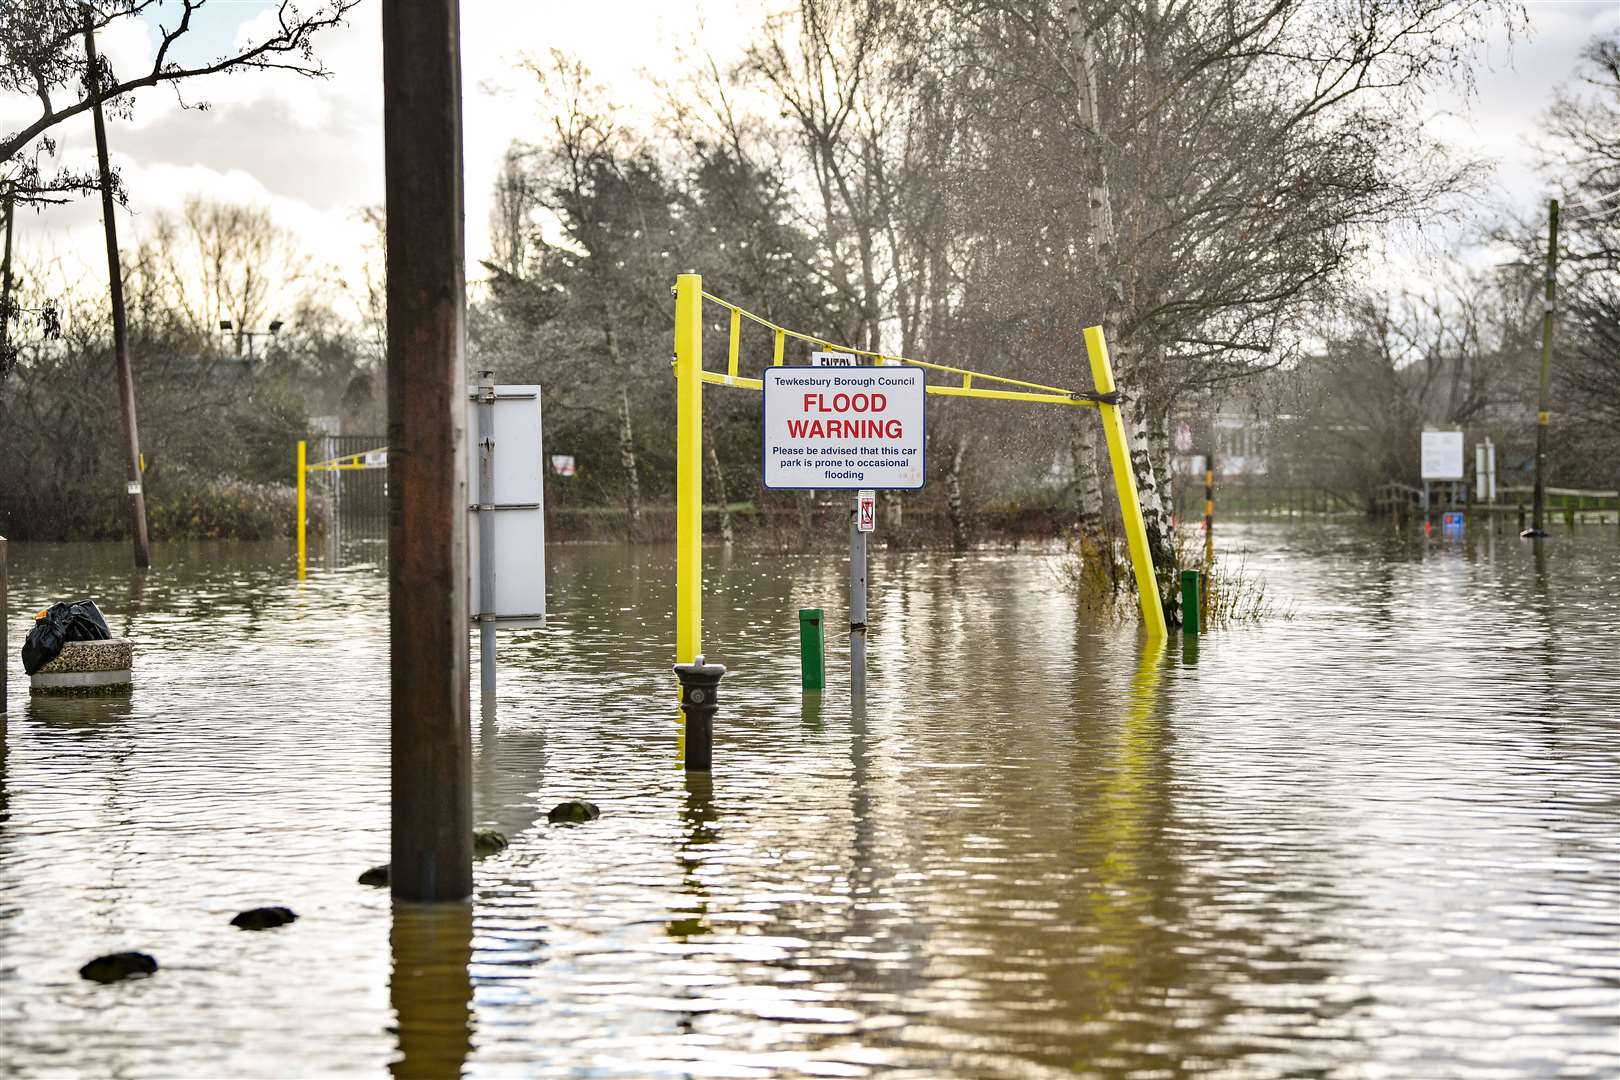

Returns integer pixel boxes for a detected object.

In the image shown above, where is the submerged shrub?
[1057,526,1289,627]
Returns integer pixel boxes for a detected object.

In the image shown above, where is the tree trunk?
[882,489,902,533]
[618,383,641,540]
[707,442,733,546]
[1149,409,1175,537]
[945,441,968,551]
[1131,401,1179,626]
[1071,412,1104,535]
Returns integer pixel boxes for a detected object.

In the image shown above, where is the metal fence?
[308,434,388,545]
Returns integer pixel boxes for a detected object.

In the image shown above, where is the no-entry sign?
[763,367,925,490]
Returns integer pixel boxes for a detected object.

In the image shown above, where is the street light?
[218,318,285,367]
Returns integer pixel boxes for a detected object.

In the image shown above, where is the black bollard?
[673,655,726,772]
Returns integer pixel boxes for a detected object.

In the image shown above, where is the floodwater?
[1,523,1617,1079]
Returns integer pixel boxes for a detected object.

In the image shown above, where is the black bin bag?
[22,599,112,675]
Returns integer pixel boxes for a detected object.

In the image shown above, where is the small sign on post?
[857,489,876,532]
[810,350,859,367]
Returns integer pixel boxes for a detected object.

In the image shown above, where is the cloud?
[4,0,1607,319]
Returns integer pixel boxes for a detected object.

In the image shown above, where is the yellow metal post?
[727,308,740,380]
[1084,326,1167,639]
[296,439,307,580]
[675,274,704,666]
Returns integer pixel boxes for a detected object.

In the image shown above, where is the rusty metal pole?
[383,0,472,901]
[2,191,14,360]
[81,5,150,569]
[1,535,7,714]
[1527,198,1559,540]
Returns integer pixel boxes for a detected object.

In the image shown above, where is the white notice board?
[466,385,546,624]
[762,367,925,490]
[1421,430,1464,481]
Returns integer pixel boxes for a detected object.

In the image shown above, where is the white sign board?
[857,489,876,532]
[762,367,925,490]
[467,385,546,624]
[550,454,575,476]
[1421,430,1464,481]
[810,350,859,367]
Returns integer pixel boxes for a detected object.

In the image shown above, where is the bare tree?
[1,0,361,204]
[896,0,1513,616]
[125,195,311,347]
[488,145,539,278]
[1534,34,1619,475]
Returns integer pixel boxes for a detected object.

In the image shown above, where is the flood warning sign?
[762,367,926,490]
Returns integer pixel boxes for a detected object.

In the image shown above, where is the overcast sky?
[4,0,1615,319]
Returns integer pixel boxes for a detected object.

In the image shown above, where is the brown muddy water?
[1,523,1617,1078]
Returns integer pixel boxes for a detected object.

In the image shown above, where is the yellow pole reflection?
[1068,635,1170,1017]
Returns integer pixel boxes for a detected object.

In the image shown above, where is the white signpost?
[1474,439,1497,502]
[762,367,925,700]
[1420,429,1465,523]
[762,367,925,490]
[467,377,546,701]
[1421,431,1464,480]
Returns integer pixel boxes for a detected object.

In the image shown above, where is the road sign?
[1442,511,1464,535]
[550,454,575,476]
[1421,430,1464,480]
[762,367,925,490]
[810,350,859,367]
[857,489,876,532]
[466,384,545,625]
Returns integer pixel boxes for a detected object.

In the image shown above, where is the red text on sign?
[802,393,887,413]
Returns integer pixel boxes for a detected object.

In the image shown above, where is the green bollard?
[1180,569,1201,635]
[798,608,825,692]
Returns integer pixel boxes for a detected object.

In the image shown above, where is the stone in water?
[79,952,157,984]
[230,906,298,930]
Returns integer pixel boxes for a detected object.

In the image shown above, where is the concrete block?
[31,639,134,695]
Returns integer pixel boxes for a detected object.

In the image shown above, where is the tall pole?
[475,368,497,702]
[674,273,703,670]
[849,499,867,697]
[1,190,14,360]
[82,5,150,568]
[383,0,472,901]
[296,440,307,580]
[1530,198,1559,538]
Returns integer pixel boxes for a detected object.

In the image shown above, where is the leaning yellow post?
[1084,325,1168,639]
[296,439,307,580]
[674,273,704,666]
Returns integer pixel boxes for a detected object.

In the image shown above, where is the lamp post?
[1524,199,1558,540]
[219,318,285,367]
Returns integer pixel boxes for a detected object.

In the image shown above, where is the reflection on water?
[391,903,473,1080]
[1,525,1617,1078]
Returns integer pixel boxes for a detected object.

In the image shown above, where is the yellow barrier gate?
[672,272,1168,671]
[295,442,388,579]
